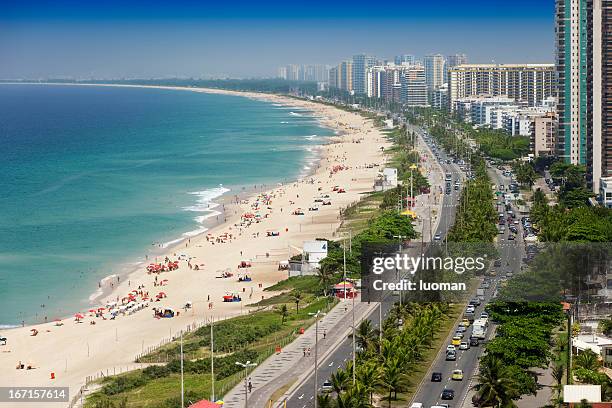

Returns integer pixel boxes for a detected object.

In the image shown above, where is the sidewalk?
[222,297,378,408]
[222,125,445,408]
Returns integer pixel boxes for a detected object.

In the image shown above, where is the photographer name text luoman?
[372,279,466,291]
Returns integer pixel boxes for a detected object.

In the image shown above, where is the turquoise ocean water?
[0,84,333,326]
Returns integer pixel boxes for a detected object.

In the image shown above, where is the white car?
[459,341,470,350]
[434,233,442,241]
[446,345,456,352]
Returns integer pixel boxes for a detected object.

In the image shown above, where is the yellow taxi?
[460,319,470,327]
[452,369,464,380]
[451,336,461,346]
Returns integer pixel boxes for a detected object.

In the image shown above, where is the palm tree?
[331,368,350,395]
[357,361,381,404]
[317,268,334,296]
[355,320,378,352]
[291,290,303,313]
[278,304,289,324]
[316,393,334,408]
[575,349,600,371]
[551,363,565,406]
[381,357,405,406]
[473,355,519,408]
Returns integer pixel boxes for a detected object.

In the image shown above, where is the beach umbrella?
[74,313,84,319]
[88,309,96,313]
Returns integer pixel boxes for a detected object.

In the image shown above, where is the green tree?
[331,368,350,395]
[291,290,304,313]
[473,355,519,407]
[355,320,378,352]
[278,304,289,324]
[575,349,600,371]
[317,393,334,408]
[356,361,381,404]
[381,357,406,406]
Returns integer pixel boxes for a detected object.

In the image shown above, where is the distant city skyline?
[1,0,555,79]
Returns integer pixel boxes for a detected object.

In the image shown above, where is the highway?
[410,164,525,408]
[283,125,466,408]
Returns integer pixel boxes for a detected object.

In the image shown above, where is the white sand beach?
[0,85,392,406]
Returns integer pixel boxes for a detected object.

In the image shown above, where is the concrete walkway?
[222,296,378,408]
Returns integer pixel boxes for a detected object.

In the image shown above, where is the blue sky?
[1,0,555,79]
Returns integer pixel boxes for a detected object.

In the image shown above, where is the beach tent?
[188,400,222,408]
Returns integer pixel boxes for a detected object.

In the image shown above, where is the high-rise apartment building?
[556,0,612,192]
[424,54,446,95]
[328,66,339,89]
[352,54,377,94]
[401,66,428,106]
[364,65,427,106]
[446,54,468,68]
[449,64,555,109]
[394,55,416,66]
[339,61,353,92]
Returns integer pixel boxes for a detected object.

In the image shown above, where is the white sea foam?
[304,134,318,140]
[177,185,230,241]
[182,186,230,212]
[280,121,289,124]
[0,324,20,329]
[289,111,302,117]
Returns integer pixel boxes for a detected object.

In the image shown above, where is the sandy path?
[0,85,390,407]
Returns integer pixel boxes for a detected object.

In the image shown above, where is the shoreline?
[0,83,390,402]
[0,82,335,327]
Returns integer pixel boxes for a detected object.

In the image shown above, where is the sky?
[0,0,556,79]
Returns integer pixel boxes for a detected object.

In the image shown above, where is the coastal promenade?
[223,122,446,408]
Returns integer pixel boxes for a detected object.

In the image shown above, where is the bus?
[472,318,488,339]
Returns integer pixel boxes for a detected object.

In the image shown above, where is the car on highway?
[321,380,333,393]
[480,312,489,319]
[445,350,456,361]
[434,233,441,241]
[460,318,470,327]
[459,341,470,350]
[452,369,464,380]
[456,326,466,334]
[508,234,515,240]
[451,335,462,345]
[470,336,480,346]
[441,389,455,400]
[431,372,443,382]
[409,403,423,408]
[469,298,481,306]
[446,344,456,352]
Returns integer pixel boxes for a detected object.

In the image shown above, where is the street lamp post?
[235,361,257,408]
[309,310,326,408]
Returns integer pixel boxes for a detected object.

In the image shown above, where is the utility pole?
[180,332,184,408]
[235,361,257,408]
[211,318,215,402]
[309,310,326,408]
